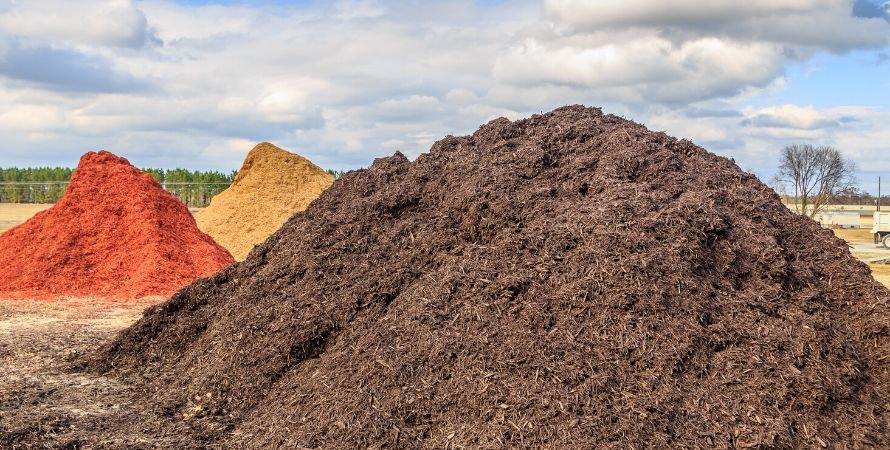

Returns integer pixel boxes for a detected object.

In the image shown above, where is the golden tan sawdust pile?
[194,142,334,260]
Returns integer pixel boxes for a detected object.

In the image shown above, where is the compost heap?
[94,106,890,448]
[0,151,234,300]
[194,142,334,260]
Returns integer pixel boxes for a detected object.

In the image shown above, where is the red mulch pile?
[0,151,234,300]
[88,106,888,448]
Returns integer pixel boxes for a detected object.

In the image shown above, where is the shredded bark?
[0,151,233,301]
[87,106,889,448]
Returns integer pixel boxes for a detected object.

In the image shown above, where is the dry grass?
[869,264,890,288]
[0,204,52,233]
[852,252,890,260]
[829,225,889,287]
[0,204,203,235]
[786,203,878,210]
[833,227,875,244]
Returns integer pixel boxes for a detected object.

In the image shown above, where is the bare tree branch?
[775,144,856,218]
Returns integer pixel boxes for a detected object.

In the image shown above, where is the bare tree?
[776,144,856,218]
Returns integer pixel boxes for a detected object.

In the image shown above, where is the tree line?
[143,168,236,208]
[0,167,74,204]
[0,167,236,207]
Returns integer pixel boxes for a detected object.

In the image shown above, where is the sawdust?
[194,142,333,260]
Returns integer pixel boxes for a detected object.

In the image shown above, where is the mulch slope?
[92,106,890,448]
[0,151,234,300]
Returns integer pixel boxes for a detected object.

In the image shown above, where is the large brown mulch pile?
[92,106,890,448]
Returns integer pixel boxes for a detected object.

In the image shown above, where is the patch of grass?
[833,228,875,245]
[851,252,890,260]
[869,263,890,289]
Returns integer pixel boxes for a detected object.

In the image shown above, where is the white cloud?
[493,36,783,103]
[0,103,63,131]
[544,0,836,28]
[334,0,386,20]
[741,104,865,130]
[542,0,890,52]
[199,138,254,164]
[0,0,886,194]
[641,102,889,192]
[254,79,329,122]
[495,0,890,106]
[0,0,155,48]
[136,1,258,41]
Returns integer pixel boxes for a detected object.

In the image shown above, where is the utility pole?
[879,176,882,212]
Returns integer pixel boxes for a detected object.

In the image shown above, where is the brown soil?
[194,142,334,260]
[13,106,890,448]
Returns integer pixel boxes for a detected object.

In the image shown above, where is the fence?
[160,182,231,208]
[0,181,231,208]
[0,182,68,204]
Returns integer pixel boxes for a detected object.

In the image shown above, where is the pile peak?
[0,150,234,301]
[194,142,333,260]
[245,141,291,158]
[94,107,889,448]
[83,149,122,162]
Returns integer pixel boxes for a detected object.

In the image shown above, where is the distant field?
[870,264,890,288]
[0,204,52,232]
[831,226,889,289]
[0,204,204,234]
[833,227,874,244]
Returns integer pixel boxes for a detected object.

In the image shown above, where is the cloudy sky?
[0,0,888,192]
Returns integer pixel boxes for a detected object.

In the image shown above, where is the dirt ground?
[0,298,193,448]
